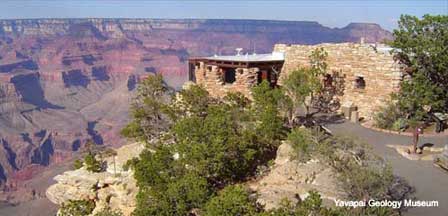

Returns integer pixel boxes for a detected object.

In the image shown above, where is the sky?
[0,0,446,30]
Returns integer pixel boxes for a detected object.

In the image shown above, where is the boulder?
[249,142,345,210]
[46,142,143,216]
[274,141,295,165]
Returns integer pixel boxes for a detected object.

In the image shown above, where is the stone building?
[188,52,285,97]
[274,43,403,120]
[189,43,403,120]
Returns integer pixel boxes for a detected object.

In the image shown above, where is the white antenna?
[253,42,256,55]
[235,48,243,56]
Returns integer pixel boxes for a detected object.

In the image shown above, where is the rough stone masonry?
[274,43,403,120]
[192,42,403,120]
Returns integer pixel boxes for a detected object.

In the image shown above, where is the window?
[224,68,236,84]
[323,74,333,87]
[257,70,269,84]
[354,76,366,89]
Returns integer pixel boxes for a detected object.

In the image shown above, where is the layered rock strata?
[46,142,144,216]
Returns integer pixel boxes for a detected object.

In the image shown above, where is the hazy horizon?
[0,0,446,31]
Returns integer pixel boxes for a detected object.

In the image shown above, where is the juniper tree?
[390,14,448,120]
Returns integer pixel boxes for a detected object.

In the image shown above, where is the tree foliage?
[84,152,103,172]
[94,207,124,216]
[203,185,260,216]
[282,48,344,126]
[73,159,83,170]
[252,80,288,146]
[287,127,314,162]
[121,74,174,143]
[290,129,415,208]
[123,73,410,215]
[59,199,95,216]
[125,82,285,215]
[373,99,407,131]
[390,14,448,119]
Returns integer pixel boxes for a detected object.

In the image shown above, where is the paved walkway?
[327,121,448,216]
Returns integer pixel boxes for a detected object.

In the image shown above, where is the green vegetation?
[94,207,124,216]
[72,140,108,172]
[287,127,314,162]
[390,14,448,121]
[282,48,344,126]
[71,152,104,172]
[84,152,103,172]
[203,185,260,216]
[283,48,327,121]
[373,100,407,131]
[252,80,288,146]
[287,125,414,205]
[73,159,83,169]
[59,199,95,216]
[120,72,413,215]
[373,15,448,130]
[286,129,412,215]
[121,74,174,143]
[122,75,283,215]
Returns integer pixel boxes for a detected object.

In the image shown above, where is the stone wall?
[274,43,403,119]
[194,62,259,98]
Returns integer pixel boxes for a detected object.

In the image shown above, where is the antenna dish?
[235,48,243,56]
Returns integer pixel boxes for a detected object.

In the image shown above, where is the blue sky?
[0,0,446,30]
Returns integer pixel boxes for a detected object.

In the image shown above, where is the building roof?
[199,52,285,62]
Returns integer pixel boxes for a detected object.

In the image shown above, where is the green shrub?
[84,153,103,172]
[203,185,260,216]
[251,80,288,146]
[73,159,83,169]
[287,127,314,162]
[94,207,123,216]
[133,171,211,216]
[123,74,412,215]
[392,118,408,131]
[59,199,95,216]
[337,161,395,200]
[373,100,405,130]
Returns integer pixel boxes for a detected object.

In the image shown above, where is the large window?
[224,68,236,84]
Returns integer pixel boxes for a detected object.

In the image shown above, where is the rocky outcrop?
[249,142,345,210]
[45,142,345,214]
[46,142,144,216]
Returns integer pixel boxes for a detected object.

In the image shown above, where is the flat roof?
[192,52,285,63]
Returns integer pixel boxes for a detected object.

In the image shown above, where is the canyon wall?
[0,18,392,202]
